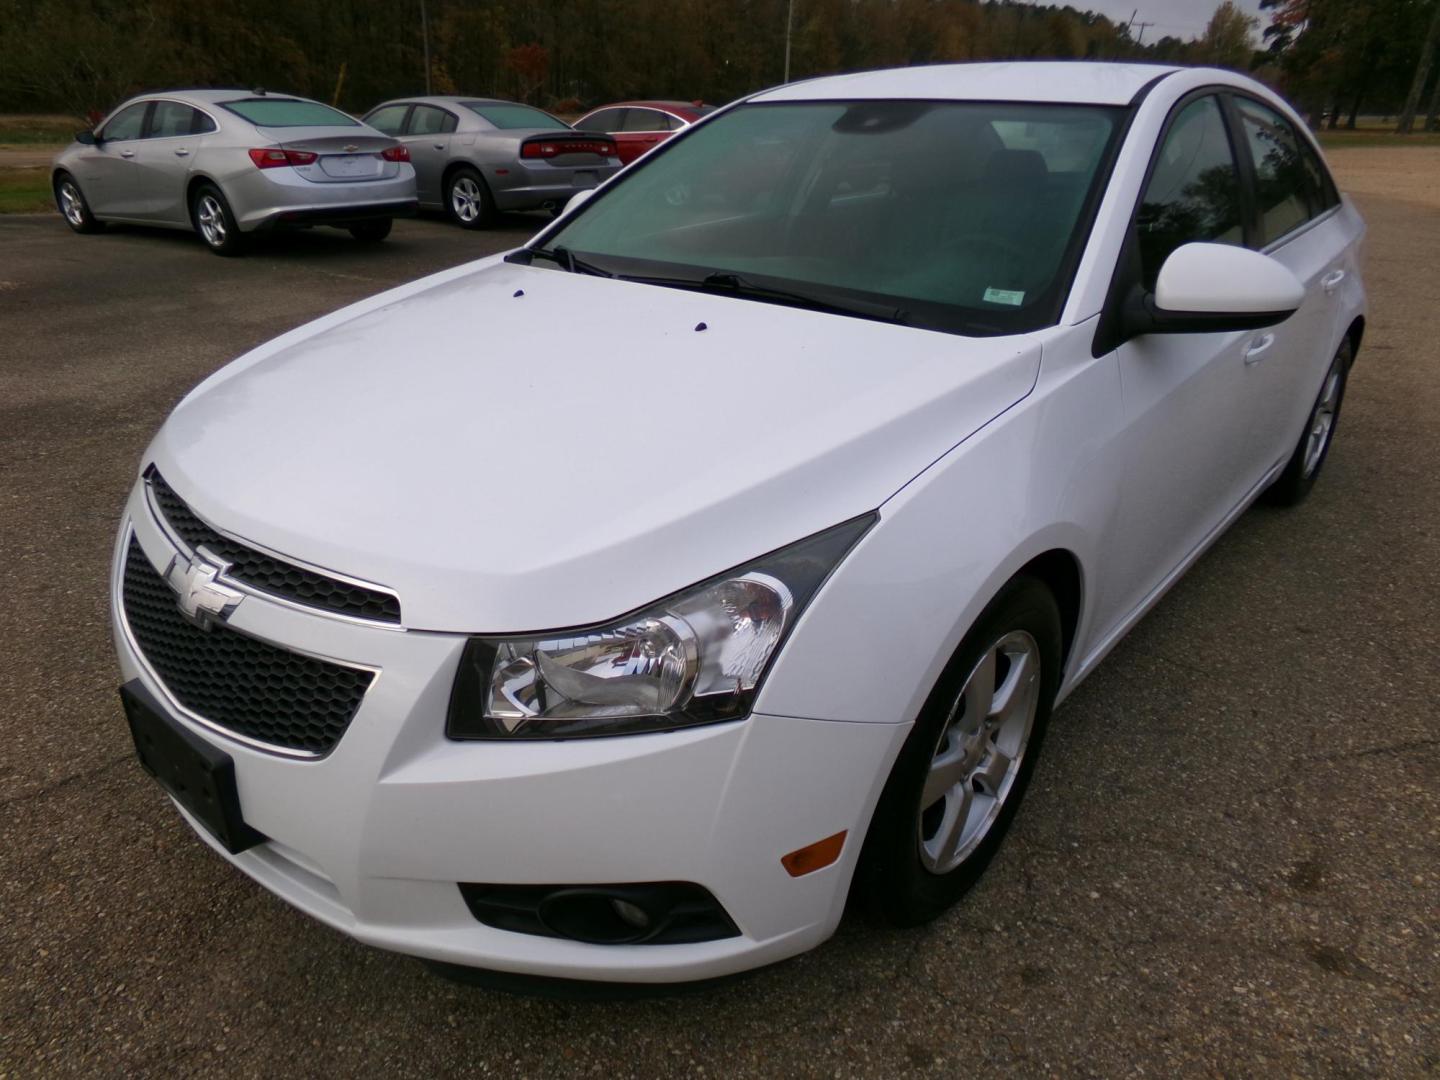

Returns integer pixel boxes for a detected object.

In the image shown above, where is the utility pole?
[421,0,432,96]
[1133,20,1154,47]
[784,0,794,83]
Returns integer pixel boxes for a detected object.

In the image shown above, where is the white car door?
[1228,95,1350,474]
[1097,94,1264,625]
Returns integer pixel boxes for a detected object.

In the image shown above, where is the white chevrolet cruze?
[113,63,1366,990]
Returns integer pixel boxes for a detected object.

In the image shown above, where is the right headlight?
[445,514,875,740]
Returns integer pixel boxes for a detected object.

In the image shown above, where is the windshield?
[463,102,566,129]
[221,98,359,127]
[542,100,1122,336]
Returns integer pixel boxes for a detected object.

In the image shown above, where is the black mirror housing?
[1119,285,1297,340]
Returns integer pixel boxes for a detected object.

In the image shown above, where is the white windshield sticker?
[983,287,1025,306]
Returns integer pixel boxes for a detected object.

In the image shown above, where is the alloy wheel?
[1302,360,1344,479]
[196,194,227,247]
[58,181,86,227]
[451,177,482,223]
[918,630,1041,875]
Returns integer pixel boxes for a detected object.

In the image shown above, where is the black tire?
[855,575,1063,927]
[190,183,246,256]
[348,218,393,242]
[1265,337,1353,507]
[54,172,103,234]
[444,166,496,229]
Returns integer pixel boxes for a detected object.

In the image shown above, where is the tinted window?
[546,101,1121,337]
[1136,95,1243,289]
[1237,98,1329,246]
[410,105,456,135]
[193,111,216,134]
[574,109,623,133]
[366,104,409,135]
[221,98,358,127]
[149,101,195,138]
[102,103,148,141]
[462,102,565,130]
[622,109,666,132]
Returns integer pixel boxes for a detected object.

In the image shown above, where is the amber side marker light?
[781,830,847,877]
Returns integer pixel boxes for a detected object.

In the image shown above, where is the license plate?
[573,170,597,189]
[324,154,367,176]
[120,681,265,854]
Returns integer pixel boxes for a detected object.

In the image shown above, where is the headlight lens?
[446,515,874,739]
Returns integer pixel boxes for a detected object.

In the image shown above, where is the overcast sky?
[1039,0,1269,42]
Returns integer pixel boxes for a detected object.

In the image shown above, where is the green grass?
[0,114,84,144]
[0,168,55,213]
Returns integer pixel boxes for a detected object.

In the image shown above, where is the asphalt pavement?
[0,197,1436,1077]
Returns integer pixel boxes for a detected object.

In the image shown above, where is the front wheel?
[55,173,103,234]
[348,218,393,243]
[191,184,246,256]
[855,576,1062,926]
[1265,338,1353,507]
[444,167,495,229]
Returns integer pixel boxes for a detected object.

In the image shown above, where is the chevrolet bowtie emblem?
[164,551,243,630]
[343,144,359,152]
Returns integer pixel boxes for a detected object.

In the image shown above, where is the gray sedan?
[362,96,622,228]
[52,90,418,255]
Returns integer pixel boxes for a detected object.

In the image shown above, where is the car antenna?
[253,87,266,96]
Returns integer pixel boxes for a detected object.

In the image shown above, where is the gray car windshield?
[221,99,359,127]
[463,102,565,129]
[541,100,1122,336]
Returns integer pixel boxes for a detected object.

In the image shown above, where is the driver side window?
[102,102,149,142]
[1137,96,1243,289]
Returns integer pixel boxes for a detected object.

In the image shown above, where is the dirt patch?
[1326,146,1440,211]
[0,146,60,169]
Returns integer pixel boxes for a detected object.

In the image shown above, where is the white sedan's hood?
[151,260,1040,632]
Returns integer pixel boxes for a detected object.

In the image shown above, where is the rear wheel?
[55,173,103,233]
[191,184,246,256]
[1265,338,1352,507]
[348,218,393,243]
[855,576,1062,926]
[445,166,495,229]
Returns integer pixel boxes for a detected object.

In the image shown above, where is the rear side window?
[101,103,148,141]
[221,98,358,128]
[463,102,564,130]
[1236,98,1334,247]
[410,105,457,135]
[365,104,409,135]
[1136,95,1244,289]
[621,109,666,132]
[150,101,197,138]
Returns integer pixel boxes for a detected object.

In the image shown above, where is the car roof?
[593,100,706,112]
[145,89,324,105]
[752,61,1182,106]
[375,96,540,109]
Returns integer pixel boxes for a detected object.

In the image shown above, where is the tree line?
[0,0,1436,133]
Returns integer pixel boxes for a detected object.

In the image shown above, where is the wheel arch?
[1013,548,1083,674]
[1344,315,1365,360]
[184,173,221,215]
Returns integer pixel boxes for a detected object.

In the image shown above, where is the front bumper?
[111,481,906,983]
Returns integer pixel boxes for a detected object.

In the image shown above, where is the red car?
[572,100,715,165]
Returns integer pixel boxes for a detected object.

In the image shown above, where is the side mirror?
[75,130,98,145]
[1122,242,1305,339]
[561,189,595,217]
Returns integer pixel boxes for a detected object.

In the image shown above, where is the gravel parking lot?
[1,151,1437,1077]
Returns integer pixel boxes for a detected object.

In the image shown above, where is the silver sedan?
[362,96,622,228]
[52,90,418,255]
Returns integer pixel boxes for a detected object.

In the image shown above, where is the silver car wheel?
[1302,359,1344,479]
[918,630,1041,875]
[196,194,227,247]
[451,177,483,223]
[58,181,86,227]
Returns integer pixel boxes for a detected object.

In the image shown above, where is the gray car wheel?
[445,167,495,229]
[55,173,103,234]
[1265,337,1353,507]
[191,184,246,256]
[855,575,1062,927]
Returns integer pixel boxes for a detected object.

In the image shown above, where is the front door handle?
[1322,269,1346,295]
[119,149,135,158]
[174,148,189,157]
[1244,333,1276,365]
[433,142,445,150]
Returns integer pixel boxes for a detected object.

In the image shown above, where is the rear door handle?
[1322,269,1346,295]
[1244,333,1276,365]
[119,149,135,158]
[174,148,189,157]
[433,142,445,150]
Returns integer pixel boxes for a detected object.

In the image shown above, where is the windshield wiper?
[506,246,614,277]
[621,270,909,325]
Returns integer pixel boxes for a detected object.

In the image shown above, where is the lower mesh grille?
[121,536,373,755]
